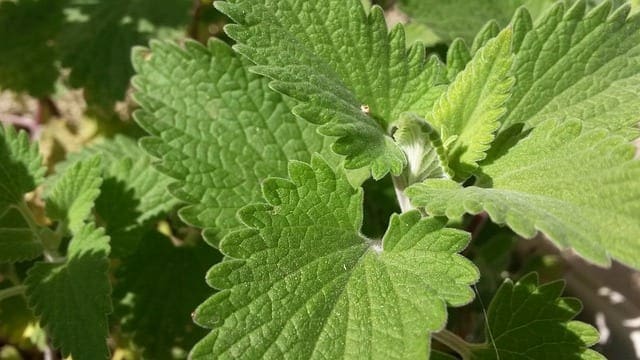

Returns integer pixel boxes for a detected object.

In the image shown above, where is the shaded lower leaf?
[25,224,111,360]
[0,208,42,263]
[471,273,603,359]
[115,231,221,359]
[407,119,640,268]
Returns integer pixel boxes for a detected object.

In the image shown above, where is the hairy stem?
[15,201,41,236]
[0,285,27,302]
[432,329,473,360]
[14,201,63,262]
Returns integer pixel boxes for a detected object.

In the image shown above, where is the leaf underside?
[398,0,556,44]
[407,119,640,268]
[191,156,478,359]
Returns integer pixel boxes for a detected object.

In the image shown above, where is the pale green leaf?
[398,0,555,43]
[0,125,45,214]
[471,273,604,359]
[503,1,640,138]
[428,29,514,178]
[191,156,478,359]
[132,39,332,246]
[406,119,640,268]
[216,0,449,179]
[25,223,112,360]
[0,208,42,263]
[391,113,450,196]
[45,156,102,234]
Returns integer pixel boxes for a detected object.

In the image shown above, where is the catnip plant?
[0,0,639,359]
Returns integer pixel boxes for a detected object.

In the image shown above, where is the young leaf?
[191,156,478,359]
[0,126,45,214]
[0,0,65,96]
[0,208,43,263]
[215,0,448,179]
[45,156,102,234]
[428,28,514,179]
[504,0,640,138]
[132,39,332,246]
[392,113,450,192]
[406,119,640,268]
[470,273,603,359]
[115,231,220,359]
[25,223,112,360]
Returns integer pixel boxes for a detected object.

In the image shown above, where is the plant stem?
[14,201,64,261]
[432,329,473,360]
[0,285,27,302]
[15,201,41,236]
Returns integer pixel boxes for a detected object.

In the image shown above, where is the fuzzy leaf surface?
[25,224,112,360]
[0,126,45,214]
[428,29,514,178]
[398,0,555,43]
[503,1,640,138]
[407,120,640,268]
[133,40,331,246]
[471,273,603,359]
[216,0,449,179]
[45,156,102,233]
[191,157,478,359]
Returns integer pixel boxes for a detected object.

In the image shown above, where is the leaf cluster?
[1,0,640,359]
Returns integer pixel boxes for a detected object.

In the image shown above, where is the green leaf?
[503,1,640,138]
[0,0,65,96]
[132,39,332,246]
[428,28,514,179]
[191,156,478,359]
[0,126,45,214]
[0,208,43,263]
[45,156,102,234]
[59,0,191,115]
[216,0,448,179]
[398,0,555,44]
[115,231,221,359]
[406,119,640,268]
[53,136,180,256]
[471,273,603,359]
[25,223,111,360]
